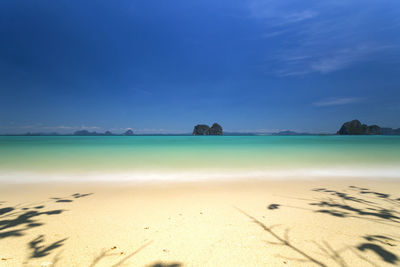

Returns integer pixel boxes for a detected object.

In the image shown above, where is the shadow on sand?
[88,241,153,267]
[0,192,93,264]
[237,185,400,266]
[147,263,182,267]
[88,242,184,267]
[29,234,68,258]
[1,191,184,267]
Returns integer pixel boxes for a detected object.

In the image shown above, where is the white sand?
[0,179,399,266]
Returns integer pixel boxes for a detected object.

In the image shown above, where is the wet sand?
[0,179,399,266]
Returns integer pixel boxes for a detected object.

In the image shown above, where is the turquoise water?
[1,136,400,182]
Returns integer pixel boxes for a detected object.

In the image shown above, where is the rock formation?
[209,123,223,135]
[193,123,223,135]
[366,125,381,135]
[193,124,210,135]
[337,120,381,135]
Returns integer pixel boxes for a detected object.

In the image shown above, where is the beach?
[1,179,399,267]
[3,0,400,265]
[1,136,400,266]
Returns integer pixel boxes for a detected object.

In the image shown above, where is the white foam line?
[0,168,400,184]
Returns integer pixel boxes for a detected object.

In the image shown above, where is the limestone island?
[337,119,400,135]
[193,123,223,135]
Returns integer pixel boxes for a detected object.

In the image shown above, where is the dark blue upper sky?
[1,0,399,134]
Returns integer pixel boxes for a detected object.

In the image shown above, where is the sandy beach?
[1,179,399,267]
[2,0,400,266]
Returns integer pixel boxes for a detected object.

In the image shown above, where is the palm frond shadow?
[0,192,93,266]
[89,240,153,267]
[147,263,182,267]
[310,187,400,226]
[29,234,68,258]
[235,207,328,267]
[0,192,93,241]
[249,185,400,266]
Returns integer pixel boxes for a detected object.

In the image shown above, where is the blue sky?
[1,0,399,134]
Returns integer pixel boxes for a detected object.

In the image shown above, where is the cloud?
[313,97,363,107]
[247,0,400,76]
[312,45,395,73]
[248,0,318,24]
[281,10,318,24]
[277,44,394,76]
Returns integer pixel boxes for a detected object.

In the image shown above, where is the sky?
[0,0,400,134]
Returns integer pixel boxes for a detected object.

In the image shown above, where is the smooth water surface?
[1,136,400,182]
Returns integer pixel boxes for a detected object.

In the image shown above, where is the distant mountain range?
[2,120,399,136]
[0,131,322,136]
[271,131,313,136]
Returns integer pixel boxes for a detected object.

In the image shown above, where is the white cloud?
[311,45,394,73]
[248,0,318,24]
[272,44,397,77]
[282,10,318,24]
[313,97,362,107]
[247,0,400,76]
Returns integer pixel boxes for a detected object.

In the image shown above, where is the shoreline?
[1,168,400,184]
[1,176,400,187]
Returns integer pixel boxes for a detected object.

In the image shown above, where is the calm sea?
[1,136,400,183]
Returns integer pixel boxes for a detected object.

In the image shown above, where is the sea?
[1,136,400,183]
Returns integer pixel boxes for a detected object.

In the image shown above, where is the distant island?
[72,129,134,136]
[2,120,400,136]
[13,129,136,136]
[272,131,312,136]
[192,123,223,135]
[337,119,400,135]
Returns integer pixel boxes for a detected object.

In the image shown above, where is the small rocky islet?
[337,119,400,135]
[192,123,223,135]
